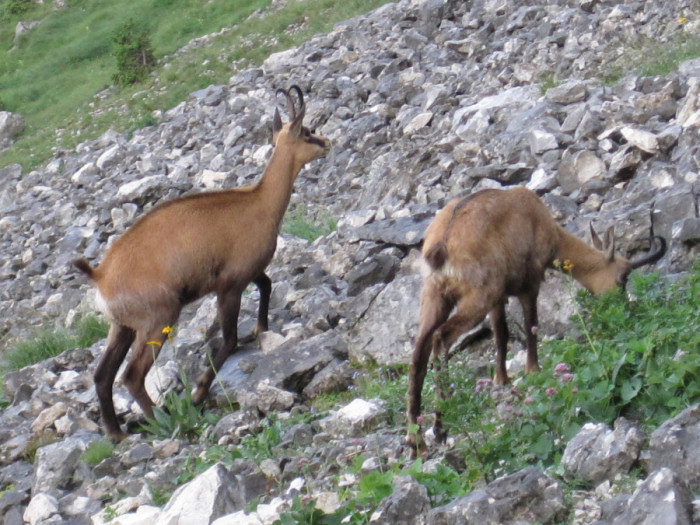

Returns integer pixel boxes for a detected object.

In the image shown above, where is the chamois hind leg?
[519,290,540,374]
[94,324,136,442]
[193,286,242,405]
[431,294,493,444]
[407,284,451,456]
[252,273,271,336]
[490,301,509,385]
[122,318,176,421]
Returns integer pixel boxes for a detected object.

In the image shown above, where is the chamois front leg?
[252,272,271,336]
[490,301,509,386]
[193,286,242,405]
[407,287,450,458]
[431,295,492,444]
[94,325,135,442]
[519,290,540,375]
[122,320,175,421]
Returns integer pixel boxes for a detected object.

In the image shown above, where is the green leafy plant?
[0,483,15,499]
[82,439,115,466]
[103,505,117,522]
[275,496,343,525]
[139,373,220,441]
[112,19,156,86]
[240,415,284,462]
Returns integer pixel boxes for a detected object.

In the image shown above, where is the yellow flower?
[146,340,163,347]
[553,259,561,269]
[563,260,575,272]
[162,326,174,335]
[678,17,687,23]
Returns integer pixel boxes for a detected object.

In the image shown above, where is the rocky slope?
[1,0,700,523]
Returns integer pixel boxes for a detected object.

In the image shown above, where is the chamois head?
[583,223,667,294]
[272,85,330,168]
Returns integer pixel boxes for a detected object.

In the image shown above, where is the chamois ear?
[590,222,604,250]
[603,226,616,262]
[289,103,306,137]
[273,108,283,138]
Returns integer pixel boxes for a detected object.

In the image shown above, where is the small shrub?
[139,377,219,441]
[112,19,156,86]
[5,0,32,15]
[82,439,115,466]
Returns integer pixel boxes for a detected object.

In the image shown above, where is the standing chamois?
[406,186,666,455]
[73,86,330,441]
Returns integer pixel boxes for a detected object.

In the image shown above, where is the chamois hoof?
[434,426,448,445]
[192,385,209,406]
[106,429,128,443]
[406,430,428,459]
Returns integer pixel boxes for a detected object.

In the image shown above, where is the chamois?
[73,86,330,441]
[406,186,666,454]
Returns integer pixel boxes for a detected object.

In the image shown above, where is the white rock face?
[158,463,242,525]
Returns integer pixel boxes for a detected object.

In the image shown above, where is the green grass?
[598,30,700,85]
[282,205,338,242]
[0,0,392,171]
[0,314,108,403]
[82,439,115,466]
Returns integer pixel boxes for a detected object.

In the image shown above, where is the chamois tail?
[424,241,448,270]
[72,258,95,280]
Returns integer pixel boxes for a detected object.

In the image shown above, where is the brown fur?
[406,186,666,456]
[73,86,330,441]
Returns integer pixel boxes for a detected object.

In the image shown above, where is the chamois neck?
[255,146,301,225]
[556,227,608,285]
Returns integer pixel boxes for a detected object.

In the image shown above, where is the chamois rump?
[406,186,666,454]
[73,86,330,441]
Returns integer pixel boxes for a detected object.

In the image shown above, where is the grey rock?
[649,404,700,492]
[429,467,566,524]
[0,112,25,147]
[317,398,389,438]
[561,419,642,484]
[347,272,422,366]
[32,438,88,496]
[545,80,589,104]
[116,174,170,204]
[158,463,244,524]
[609,468,692,525]
[370,475,430,524]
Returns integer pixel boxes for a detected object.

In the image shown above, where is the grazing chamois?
[73,86,330,441]
[406,186,666,454]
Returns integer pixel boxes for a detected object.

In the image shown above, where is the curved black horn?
[288,85,304,114]
[630,236,667,269]
[274,88,293,120]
